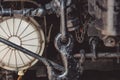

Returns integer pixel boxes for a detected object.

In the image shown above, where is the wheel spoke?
[13,18,15,35]
[17,50,25,65]
[18,50,32,62]
[0,24,10,37]
[0,48,11,62]
[24,54,32,61]
[14,50,18,68]
[21,30,36,39]
[6,20,12,36]
[0,46,8,53]
[16,16,24,35]
[0,34,8,39]
[19,22,31,37]
[22,38,39,42]
[8,49,13,65]
[22,44,40,47]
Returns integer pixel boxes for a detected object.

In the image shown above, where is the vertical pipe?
[60,0,67,42]
[107,0,116,35]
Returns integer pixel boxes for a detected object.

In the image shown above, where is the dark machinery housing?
[0,0,119,80]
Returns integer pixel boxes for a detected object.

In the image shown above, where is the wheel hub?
[9,36,21,46]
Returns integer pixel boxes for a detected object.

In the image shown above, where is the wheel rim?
[0,17,45,71]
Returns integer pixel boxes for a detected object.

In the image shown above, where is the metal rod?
[74,53,120,59]
[60,0,67,42]
[0,7,46,17]
[0,36,64,70]
[0,37,64,80]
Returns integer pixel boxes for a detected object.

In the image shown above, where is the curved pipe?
[58,50,68,79]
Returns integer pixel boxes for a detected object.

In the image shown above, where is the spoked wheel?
[0,17,45,71]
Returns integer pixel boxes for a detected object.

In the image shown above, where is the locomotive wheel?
[0,17,45,71]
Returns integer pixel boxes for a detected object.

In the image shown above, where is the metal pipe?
[0,7,46,17]
[60,0,67,42]
[74,53,120,59]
